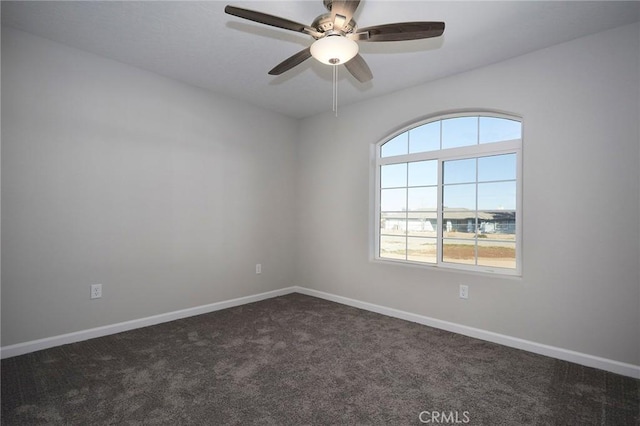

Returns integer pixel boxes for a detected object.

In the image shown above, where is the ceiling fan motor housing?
[311,13,356,38]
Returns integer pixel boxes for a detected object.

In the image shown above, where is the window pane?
[478,154,516,182]
[381,133,408,157]
[380,235,406,260]
[443,158,476,184]
[443,210,476,239]
[478,182,516,210]
[479,117,521,144]
[407,237,437,263]
[442,117,478,149]
[407,212,437,237]
[443,239,476,265]
[477,240,516,269]
[381,188,406,212]
[381,212,406,235]
[443,183,475,210]
[409,122,440,153]
[408,187,437,211]
[408,160,437,187]
[381,163,407,188]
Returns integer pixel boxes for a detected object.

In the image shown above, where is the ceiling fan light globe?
[310,36,359,65]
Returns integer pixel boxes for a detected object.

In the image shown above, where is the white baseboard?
[0,287,297,359]
[3,285,638,379]
[292,286,640,379]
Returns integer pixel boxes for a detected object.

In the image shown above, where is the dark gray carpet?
[2,293,638,425]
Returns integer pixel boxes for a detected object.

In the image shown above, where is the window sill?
[370,257,523,280]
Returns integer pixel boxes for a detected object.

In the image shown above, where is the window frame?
[373,111,523,276]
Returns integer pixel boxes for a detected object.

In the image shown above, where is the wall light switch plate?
[256,264,262,274]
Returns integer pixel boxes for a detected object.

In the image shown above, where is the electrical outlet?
[459,284,469,299]
[256,264,262,274]
[90,284,102,299]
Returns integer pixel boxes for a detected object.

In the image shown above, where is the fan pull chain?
[332,65,338,117]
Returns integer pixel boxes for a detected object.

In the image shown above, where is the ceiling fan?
[225,0,445,83]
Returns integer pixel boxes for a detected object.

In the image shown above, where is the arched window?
[374,112,522,275]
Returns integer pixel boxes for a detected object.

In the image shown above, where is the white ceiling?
[2,1,639,118]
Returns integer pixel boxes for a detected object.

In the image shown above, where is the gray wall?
[296,23,640,366]
[1,28,298,346]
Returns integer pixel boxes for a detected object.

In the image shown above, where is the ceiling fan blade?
[225,5,319,37]
[330,0,360,32]
[268,47,312,75]
[356,22,445,42]
[344,54,372,83]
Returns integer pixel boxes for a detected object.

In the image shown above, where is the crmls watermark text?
[418,410,470,424]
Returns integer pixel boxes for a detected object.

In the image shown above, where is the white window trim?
[372,111,523,277]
